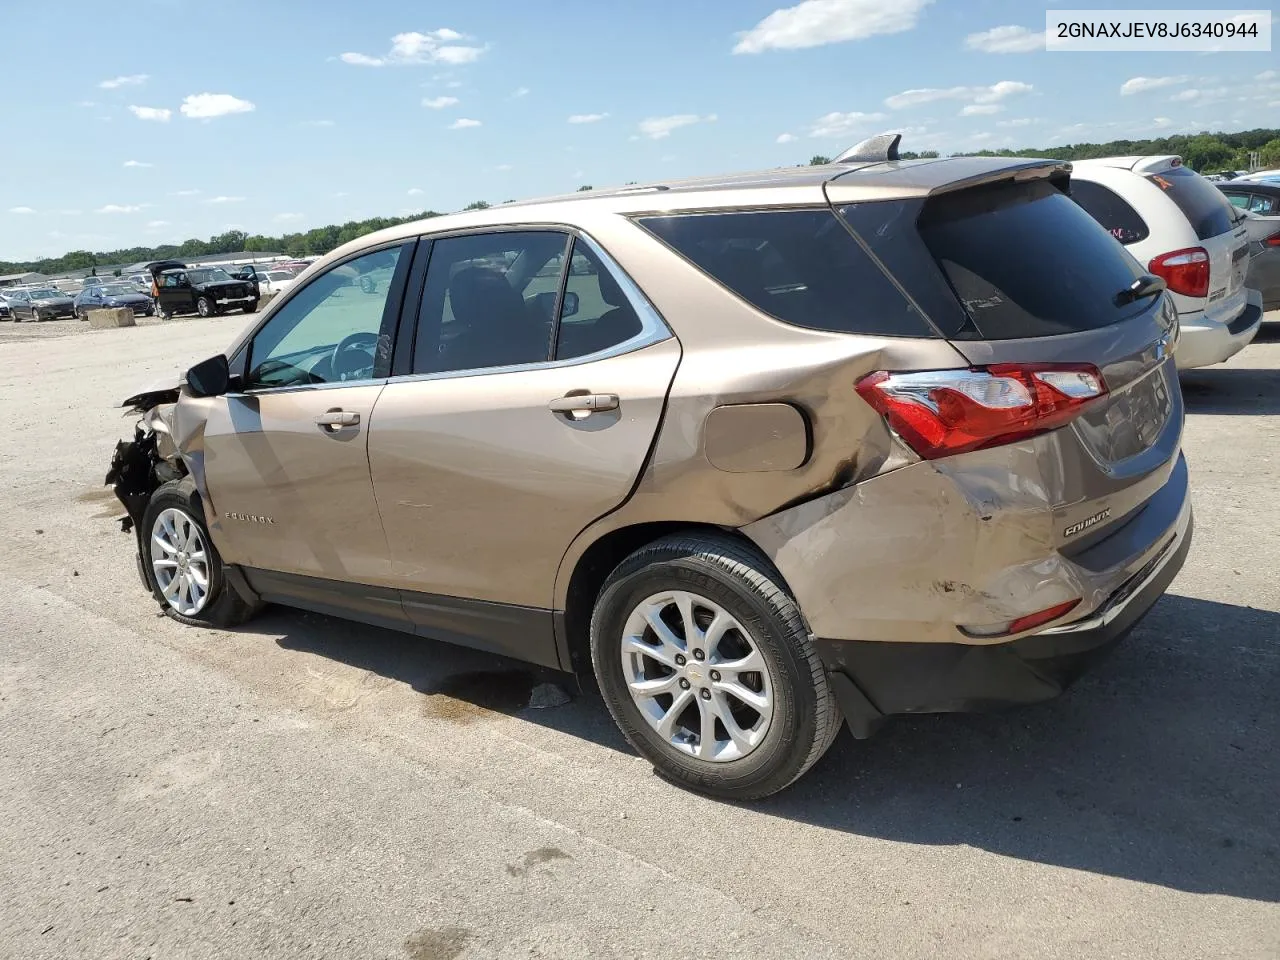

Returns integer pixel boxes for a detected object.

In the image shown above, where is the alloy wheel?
[620,590,774,762]
[151,507,211,616]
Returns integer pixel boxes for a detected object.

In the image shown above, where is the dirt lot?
[1,313,1277,960]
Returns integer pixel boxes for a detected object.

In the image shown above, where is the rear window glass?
[916,180,1150,340]
[635,209,935,338]
[1069,180,1150,245]
[1146,166,1235,240]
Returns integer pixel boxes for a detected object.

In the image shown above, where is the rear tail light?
[855,363,1107,460]
[1265,231,1280,248]
[1148,247,1210,298]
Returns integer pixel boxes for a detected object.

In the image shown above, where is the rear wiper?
[1114,273,1166,307]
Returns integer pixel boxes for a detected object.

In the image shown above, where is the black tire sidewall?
[592,546,823,797]
[140,480,230,627]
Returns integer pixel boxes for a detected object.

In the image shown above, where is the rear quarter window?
[1069,180,1150,245]
[1146,167,1235,240]
[634,209,936,338]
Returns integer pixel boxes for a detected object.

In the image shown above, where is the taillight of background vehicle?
[1148,247,1210,298]
[855,364,1108,460]
[1265,231,1280,248]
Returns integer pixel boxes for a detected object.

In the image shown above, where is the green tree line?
[7,127,1279,277]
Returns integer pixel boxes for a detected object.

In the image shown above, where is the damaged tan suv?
[108,136,1193,799]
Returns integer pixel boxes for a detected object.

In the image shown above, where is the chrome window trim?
[388,229,674,385]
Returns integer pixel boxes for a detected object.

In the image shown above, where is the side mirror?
[185,354,230,398]
[561,291,580,318]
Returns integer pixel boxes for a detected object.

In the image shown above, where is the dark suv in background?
[146,260,258,318]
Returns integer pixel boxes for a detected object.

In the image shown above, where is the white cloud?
[496,163,514,171]
[1258,70,1278,81]
[568,112,608,124]
[146,220,170,228]
[1171,87,1230,104]
[885,80,1032,109]
[996,117,1037,127]
[96,204,143,214]
[273,212,304,222]
[301,119,336,127]
[169,189,200,196]
[202,196,245,204]
[128,105,171,122]
[964,25,1042,53]
[122,159,153,168]
[776,132,797,143]
[512,87,530,98]
[422,96,459,109]
[638,114,716,139]
[960,104,1002,116]
[333,191,350,198]
[1120,75,1189,95]
[341,29,486,67]
[407,188,425,196]
[734,0,933,54]
[8,206,35,214]
[807,110,887,138]
[99,73,148,89]
[180,93,255,119]
[449,118,482,129]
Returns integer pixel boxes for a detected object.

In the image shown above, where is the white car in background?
[1070,156,1262,370]
[251,269,299,297]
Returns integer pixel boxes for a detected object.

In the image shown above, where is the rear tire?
[140,478,263,628]
[590,532,841,800]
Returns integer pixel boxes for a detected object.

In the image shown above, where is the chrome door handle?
[315,409,360,429]
[548,393,620,415]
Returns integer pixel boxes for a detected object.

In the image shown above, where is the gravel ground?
[1,312,1277,960]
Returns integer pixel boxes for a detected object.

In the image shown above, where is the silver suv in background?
[1069,156,1262,370]
[107,137,1192,799]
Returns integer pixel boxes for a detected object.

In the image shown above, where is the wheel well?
[561,521,754,677]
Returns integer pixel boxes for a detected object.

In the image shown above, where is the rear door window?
[635,209,935,337]
[1069,180,1150,245]
[1146,166,1235,240]
[913,179,1150,339]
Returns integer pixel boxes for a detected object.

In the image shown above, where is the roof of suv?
[328,155,1071,265]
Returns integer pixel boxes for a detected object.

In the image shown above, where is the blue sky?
[1,0,1276,261]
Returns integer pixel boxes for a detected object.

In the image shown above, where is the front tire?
[196,296,213,318]
[141,478,261,628]
[243,300,258,314]
[590,533,841,800]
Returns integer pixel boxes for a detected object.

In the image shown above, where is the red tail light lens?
[1148,247,1210,298]
[1265,231,1280,248]
[855,364,1108,460]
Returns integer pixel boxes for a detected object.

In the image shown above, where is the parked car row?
[107,137,1260,800]
[1067,155,1267,368]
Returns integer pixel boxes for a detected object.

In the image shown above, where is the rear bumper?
[818,508,1191,720]
[1175,291,1262,369]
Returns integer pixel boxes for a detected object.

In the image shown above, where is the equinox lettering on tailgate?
[1065,508,1111,538]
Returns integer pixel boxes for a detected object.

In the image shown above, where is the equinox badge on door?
[1064,508,1110,538]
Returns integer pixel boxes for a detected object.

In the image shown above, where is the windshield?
[99,284,136,296]
[188,268,233,283]
[28,288,61,298]
[267,271,293,280]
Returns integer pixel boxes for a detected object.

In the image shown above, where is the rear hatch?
[1143,164,1250,319]
[831,167,1182,548]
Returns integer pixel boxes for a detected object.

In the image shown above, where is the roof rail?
[835,132,902,164]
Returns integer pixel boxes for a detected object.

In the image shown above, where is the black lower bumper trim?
[1227,299,1262,335]
[818,515,1193,719]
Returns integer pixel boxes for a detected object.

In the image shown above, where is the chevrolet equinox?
[107,136,1193,799]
